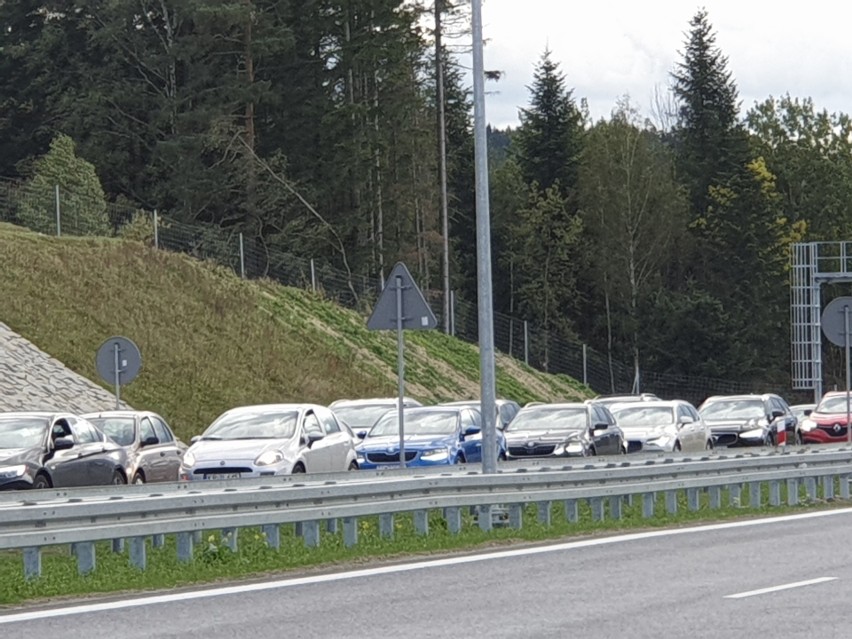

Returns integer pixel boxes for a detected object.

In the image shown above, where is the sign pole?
[396,275,406,469]
[113,342,121,409]
[845,305,851,444]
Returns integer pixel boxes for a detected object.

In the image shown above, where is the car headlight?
[255,450,285,466]
[182,451,196,467]
[0,465,26,479]
[740,428,765,439]
[564,442,584,454]
[800,419,816,432]
[420,448,450,461]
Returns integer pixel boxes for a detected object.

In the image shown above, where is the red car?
[800,391,852,444]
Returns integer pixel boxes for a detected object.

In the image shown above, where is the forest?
[3,2,852,397]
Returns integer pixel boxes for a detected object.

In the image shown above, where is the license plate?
[376,464,400,470]
[203,472,242,480]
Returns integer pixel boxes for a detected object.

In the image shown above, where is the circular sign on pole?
[821,297,852,347]
[96,336,142,409]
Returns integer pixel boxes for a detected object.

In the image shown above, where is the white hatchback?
[610,400,712,453]
[179,403,359,480]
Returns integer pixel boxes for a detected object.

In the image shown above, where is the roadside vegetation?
[0,223,589,441]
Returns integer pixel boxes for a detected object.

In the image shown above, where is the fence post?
[310,258,317,292]
[583,344,588,386]
[153,209,159,249]
[450,290,456,336]
[524,321,529,365]
[239,233,245,279]
[54,184,61,237]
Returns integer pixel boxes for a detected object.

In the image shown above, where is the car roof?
[609,400,684,409]
[520,402,589,410]
[442,399,515,406]
[0,411,69,419]
[222,403,323,415]
[81,410,150,418]
[329,397,421,408]
[701,394,775,403]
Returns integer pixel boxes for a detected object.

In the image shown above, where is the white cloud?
[466,0,852,128]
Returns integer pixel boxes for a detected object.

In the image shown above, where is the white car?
[179,404,359,480]
[609,400,712,453]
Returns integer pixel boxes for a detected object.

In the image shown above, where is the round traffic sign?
[95,336,142,385]
[821,297,852,347]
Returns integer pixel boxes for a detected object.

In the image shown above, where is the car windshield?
[611,406,675,427]
[506,407,587,432]
[817,396,852,414]
[203,410,299,440]
[369,411,458,437]
[699,399,764,420]
[0,417,48,449]
[333,405,394,430]
[87,417,135,446]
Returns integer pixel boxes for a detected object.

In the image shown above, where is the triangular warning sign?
[367,262,438,331]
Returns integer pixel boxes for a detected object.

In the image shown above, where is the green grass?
[1,487,846,606]
[0,224,588,441]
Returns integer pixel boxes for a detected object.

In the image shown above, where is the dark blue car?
[355,406,507,469]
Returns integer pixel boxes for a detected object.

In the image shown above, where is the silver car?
[610,400,712,453]
[179,403,359,480]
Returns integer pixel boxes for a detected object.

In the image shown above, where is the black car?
[0,412,129,489]
[504,402,626,459]
[697,393,799,447]
[83,410,187,484]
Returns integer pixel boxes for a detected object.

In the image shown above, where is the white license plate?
[203,472,242,480]
[376,464,400,470]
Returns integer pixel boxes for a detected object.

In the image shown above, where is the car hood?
[504,429,584,443]
[188,439,292,461]
[618,423,675,436]
[701,418,757,429]
[810,412,852,424]
[357,434,454,451]
[0,447,40,465]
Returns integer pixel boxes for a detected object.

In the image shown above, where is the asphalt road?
[4,508,852,638]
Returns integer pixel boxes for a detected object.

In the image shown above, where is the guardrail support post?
[478,505,493,532]
[822,475,835,500]
[642,493,655,518]
[841,475,851,500]
[152,534,165,549]
[326,519,339,534]
[193,531,203,545]
[343,517,358,547]
[76,542,96,575]
[262,525,280,550]
[665,491,678,515]
[508,504,523,529]
[590,497,605,521]
[805,477,817,501]
[729,484,742,507]
[294,522,303,537]
[303,521,320,548]
[564,499,579,523]
[414,510,429,536]
[379,514,394,538]
[112,538,125,553]
[787,478,799,506]
[709,486,722,510]
[769,481,781,506]
[687,488,700,512]
[537,501,552,526]
[609,495,622,520]
[23,547,41,580]
[177,532,194,561]
[129,537,146,570]
[222,528,238,552]
[749,482,762,508]
[445,507,462,534]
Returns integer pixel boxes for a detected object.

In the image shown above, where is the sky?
[471,0,852,129]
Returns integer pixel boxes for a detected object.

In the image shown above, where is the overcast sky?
[474,0,852,129]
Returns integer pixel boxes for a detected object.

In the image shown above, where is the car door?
[459,409,482,462]
[150,415,184,481]
[770,397,794,441]
[45,417,91,487]
[138,416,170,482]
[301,410,331,472]
[676,404,701,451]
[315,406,353,472]
[591,406,616,453]
[69,417,114,485]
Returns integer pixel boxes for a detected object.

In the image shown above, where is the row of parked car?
[0,389,848,490]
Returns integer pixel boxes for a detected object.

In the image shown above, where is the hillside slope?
[0,223,589,440]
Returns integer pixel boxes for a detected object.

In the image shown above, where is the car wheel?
[705,439,714,450]
[111,470,127,485]
[764,434,774,447]
[795,431,803,446]
[673,440,682,452]
[498,452,507,462]
[132,472,145,485]
[32,473,51,490]
[291,463,306,474]
[589,447,597,457]
[347,460,358,471]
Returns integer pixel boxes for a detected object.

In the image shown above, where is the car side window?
[460,410,476,430]
[72,419,100,444]
[304,412,324,436]
[51,418,74,442]
[470,409,482,429]
[316,408,341,434]
[150,417,174,443]
[688,405,701,421]
[677,405,691,421]
[770,397,787,416]
[140,417,157,443]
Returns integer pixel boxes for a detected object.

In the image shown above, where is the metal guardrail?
[2,447,851,580]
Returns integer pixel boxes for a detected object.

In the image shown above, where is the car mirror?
[463,425,481,437]
[306,432,324,447]
[771,409,784,420]
[357,430,368,440]
[592,422,608,431]
[190,435,201,444]
[53,436,74,450]
[141,436,159,447]
[803,409,813,417]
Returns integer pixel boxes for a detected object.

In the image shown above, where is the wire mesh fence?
[0,175,799,405]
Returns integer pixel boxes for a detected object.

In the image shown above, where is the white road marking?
[725,577,837,599]
[3,506,852,624]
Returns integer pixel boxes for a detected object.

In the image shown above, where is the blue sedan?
[355,406,507,469]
